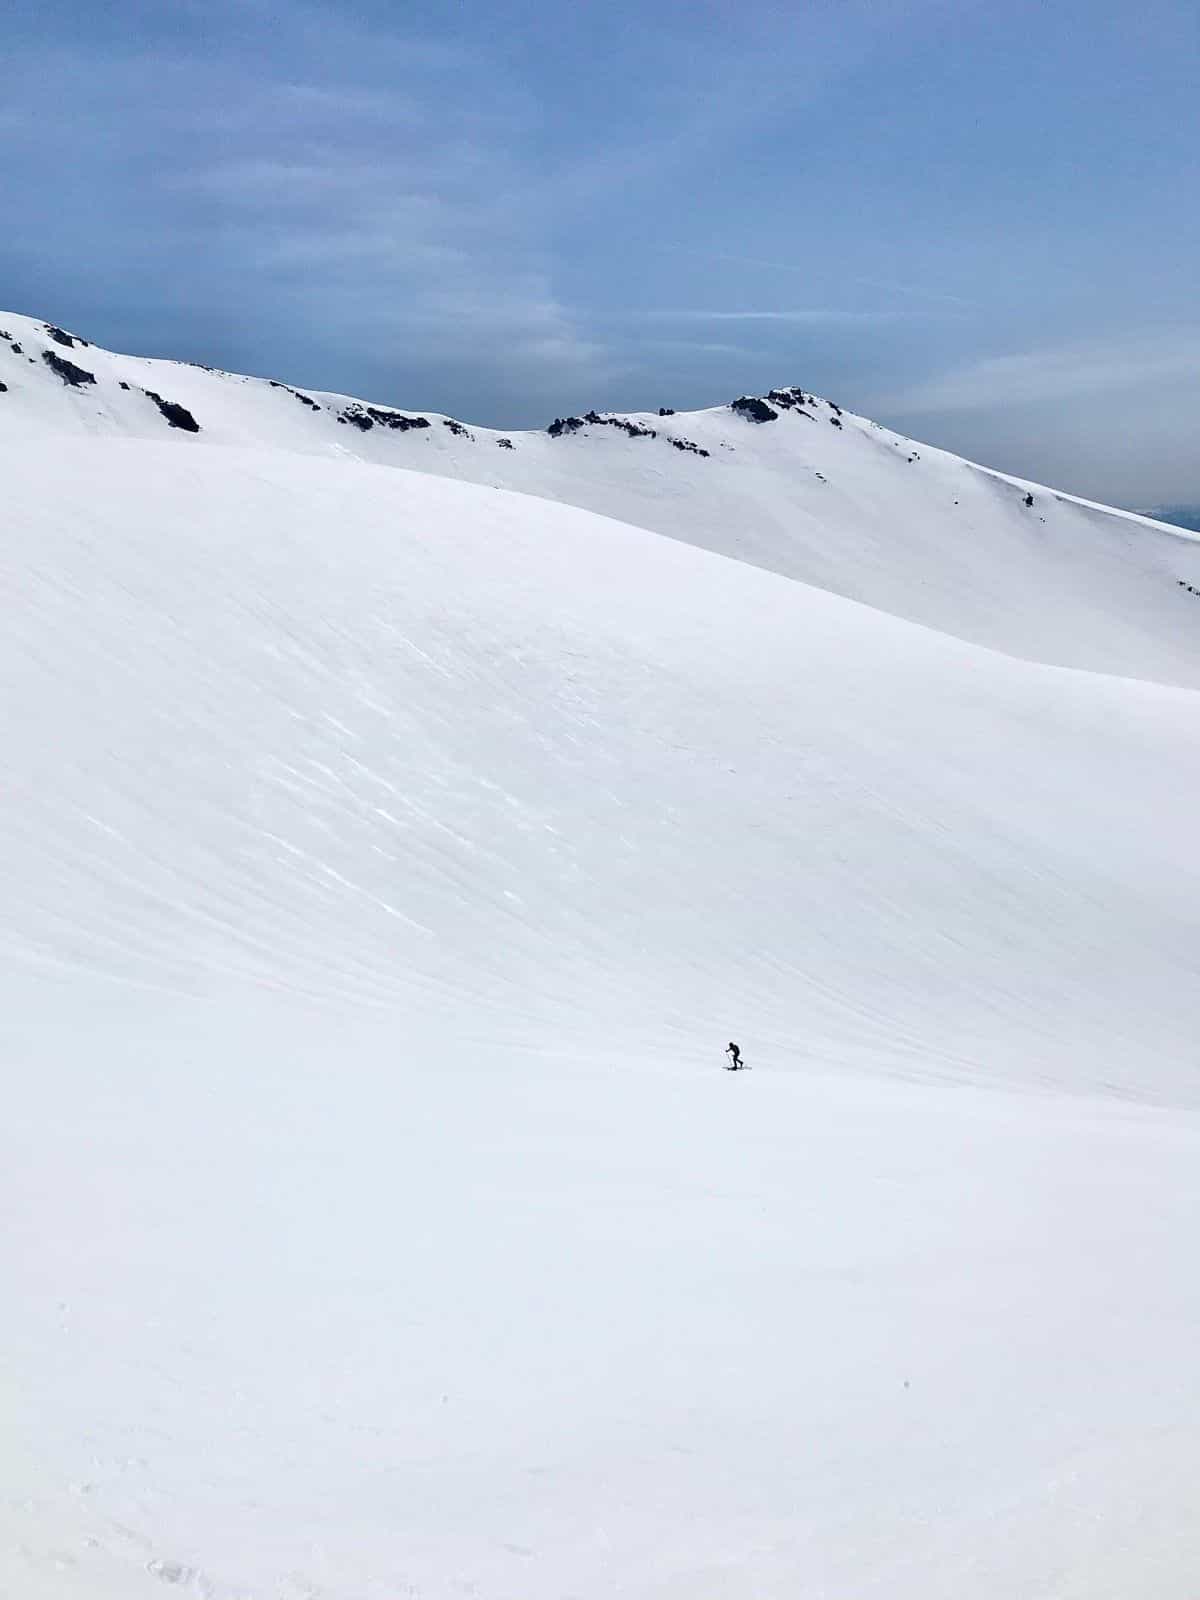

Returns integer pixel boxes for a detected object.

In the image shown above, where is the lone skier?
[725,1041,743,1071]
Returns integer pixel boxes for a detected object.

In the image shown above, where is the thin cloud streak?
[850,274,975,310]
[878,334,1200,413]
[158,66,612,397]
[648,247,976,311]
[644,309,906,325]
[642,339,760,357]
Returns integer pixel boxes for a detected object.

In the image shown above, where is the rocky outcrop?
[43,323,88,349]
[143,389,201,432]
[766,387,814,416]
[269,380,321,412]
[548,410,657,440]
[42,349,96,387]
[338,403,431,433]
[730,396,777,423]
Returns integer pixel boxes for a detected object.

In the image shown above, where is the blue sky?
[4,0,1197,502]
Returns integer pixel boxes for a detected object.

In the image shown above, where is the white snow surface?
[4,321,1200,1598]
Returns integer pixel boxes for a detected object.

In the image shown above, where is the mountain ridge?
[3,306,1195,539]
[4,307,1200,691]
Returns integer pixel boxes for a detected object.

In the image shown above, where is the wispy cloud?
[642,339,760,357]
[157,55,610,396]
[644,308,904,325]
[3,19,611,406]
[849,274,975,310]
[647,248,975,311]
[878,334,1200,413]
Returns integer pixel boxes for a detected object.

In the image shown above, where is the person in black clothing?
[725,1041,743,1070]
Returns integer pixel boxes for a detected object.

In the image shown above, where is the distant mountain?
[4,307,1200,688]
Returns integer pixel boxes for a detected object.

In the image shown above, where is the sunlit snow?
[4,317,1199,1599]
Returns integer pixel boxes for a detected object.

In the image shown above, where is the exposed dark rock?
[0,329,8,340]
[607,414,656,439]
[9,343,21,355]
[339,403,431,433]
[119,380,130,390]
[669,437,710,457]
[1024,492,1034,507]
[44,323,87,349]
[766,387,814,415]
[143,388,201,432]
[0,380,7,393]
[548,411,657,440]
[764,389,814,419]
[496,437,514,449]
[585,409,656,438]
[42,349,96,387]
[815,472,827,483]
[828,415,842,428]
[658,406,675,416]
[731,395,778,423]
[442,418,472,438]
[829,401,843,416]
[268,379,321,411]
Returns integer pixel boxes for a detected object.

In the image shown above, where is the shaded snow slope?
[5,435,1200,1598]
[5,309,1200,687]
[8,1017,1200,1600]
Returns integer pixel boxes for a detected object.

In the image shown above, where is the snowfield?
[4,320,1200,1598]
[5,309,1200,688]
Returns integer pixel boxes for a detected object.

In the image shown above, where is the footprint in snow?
[147,1558,215,1595]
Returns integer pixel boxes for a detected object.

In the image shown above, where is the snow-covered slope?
[5,308,1200,687]
[7,435,1200,1097]
[5,425,1200,1598]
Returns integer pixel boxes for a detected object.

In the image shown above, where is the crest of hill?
[3,309,1200,687]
